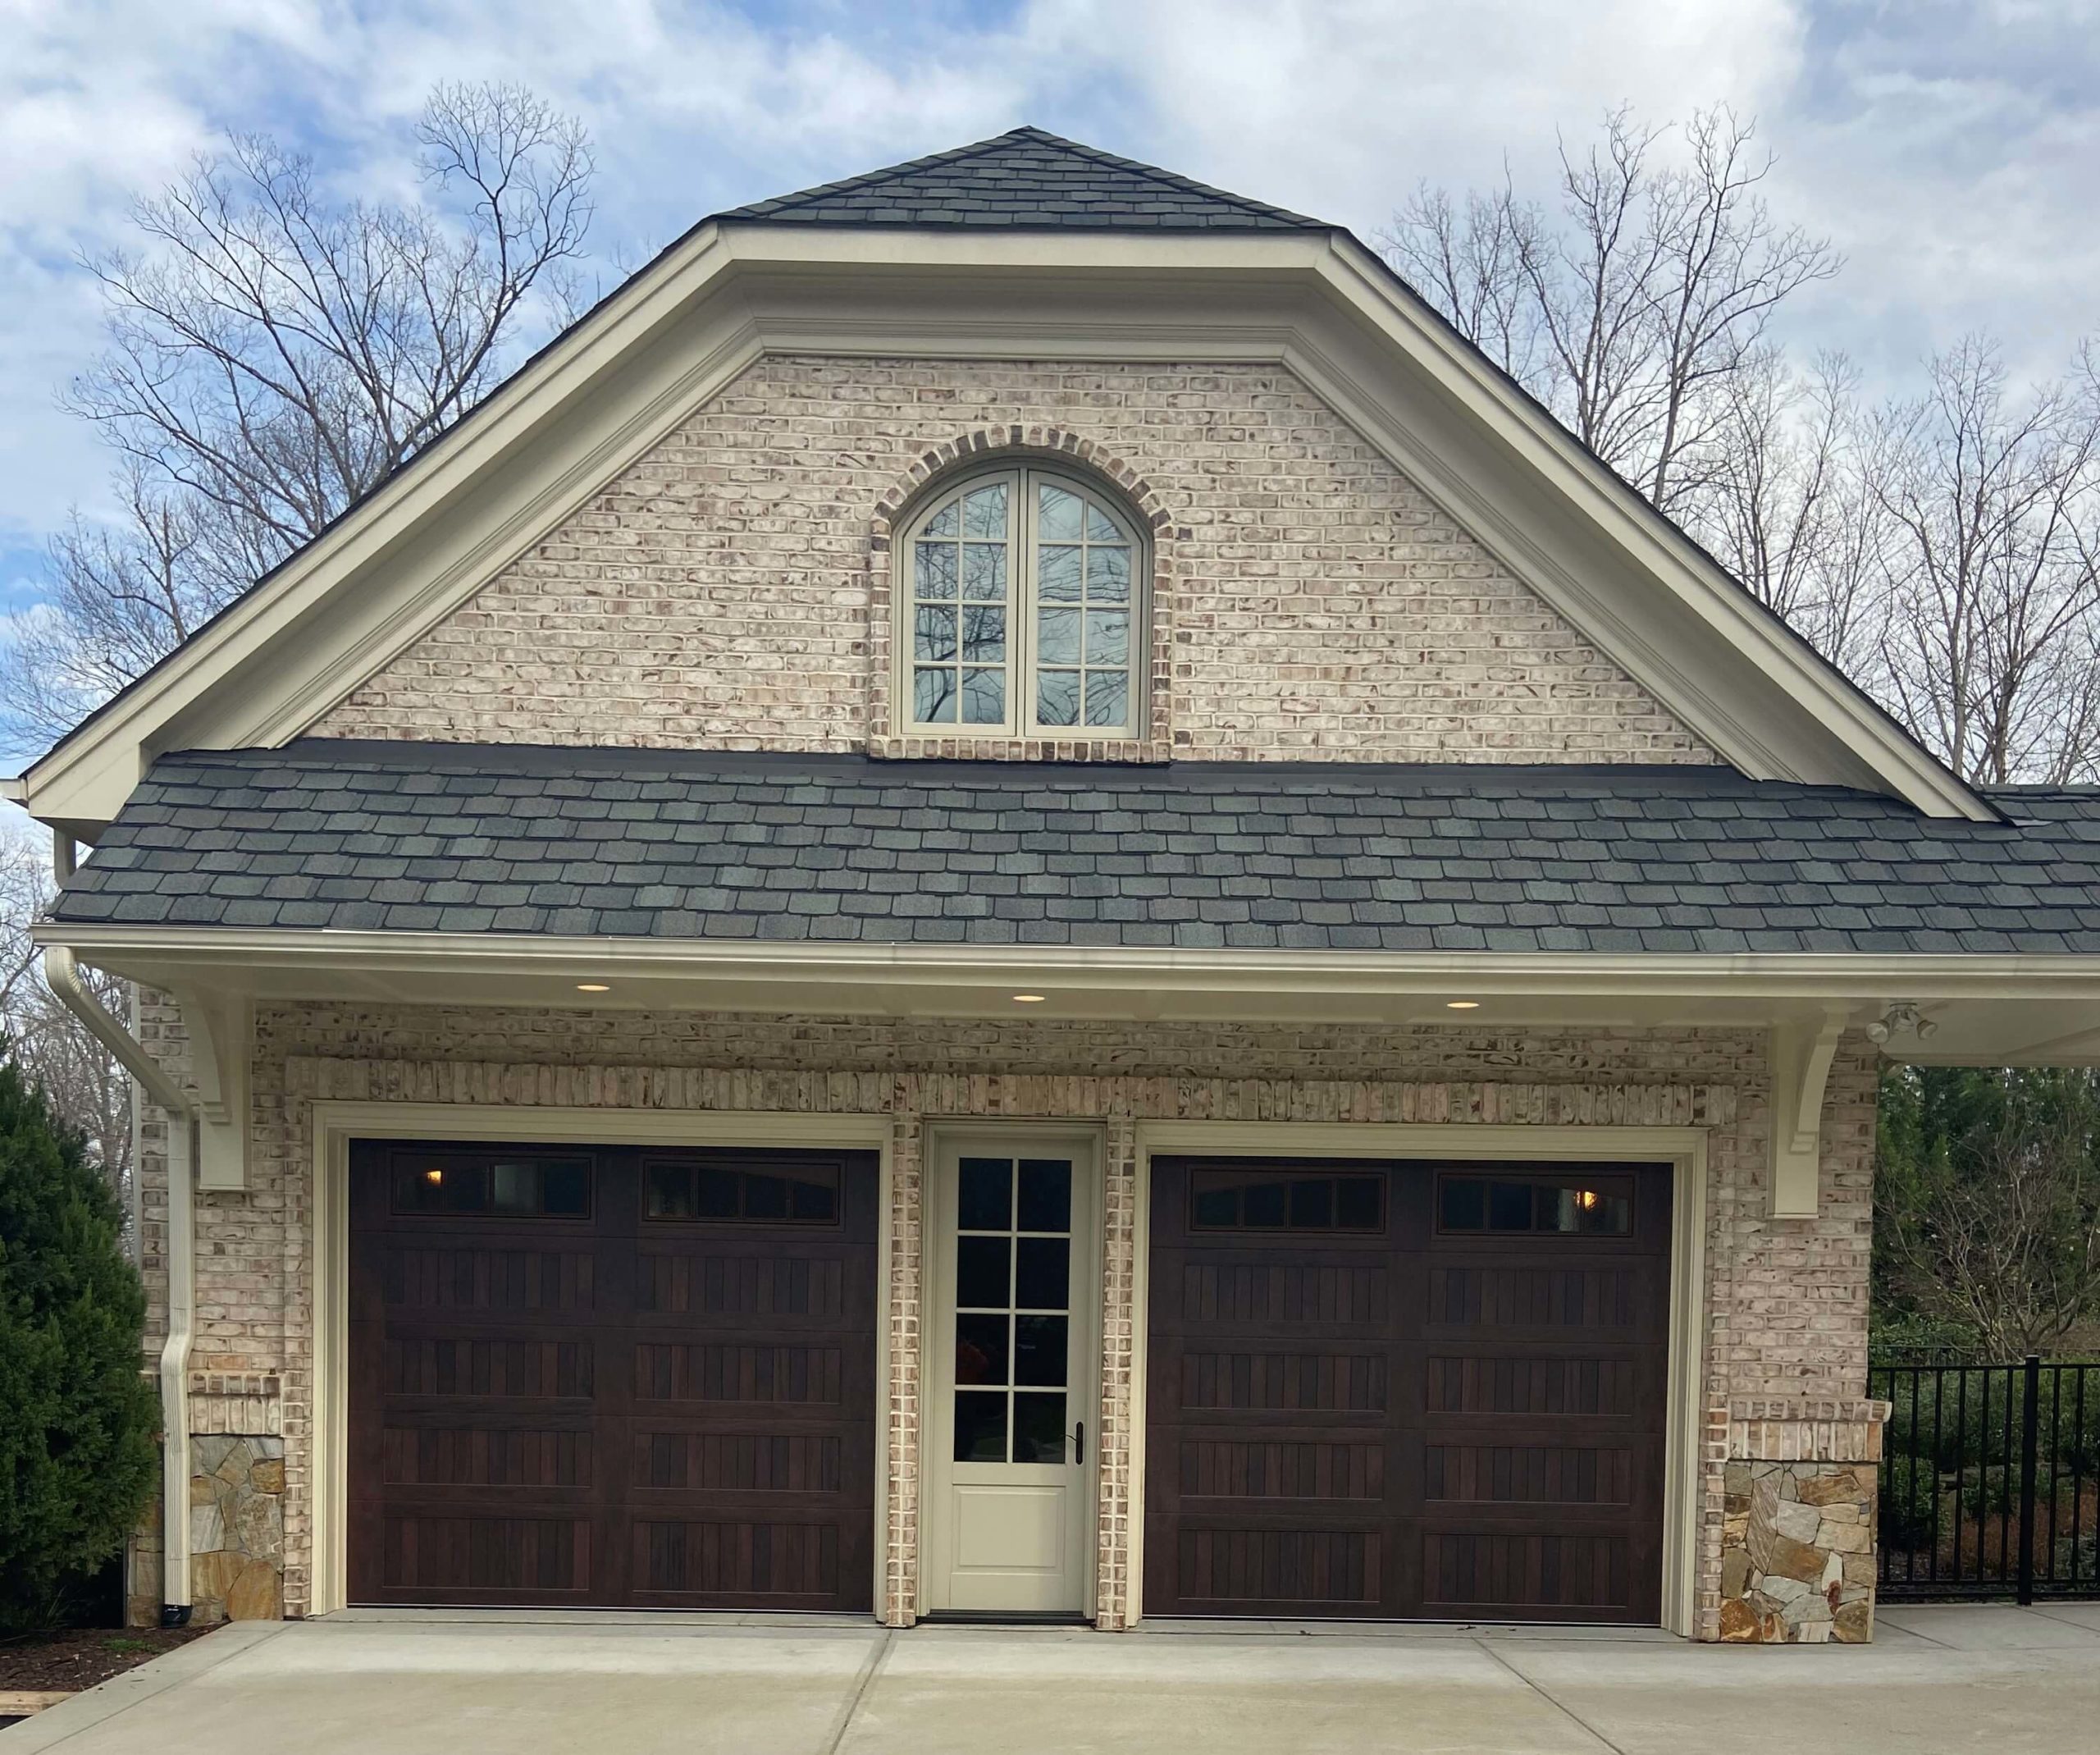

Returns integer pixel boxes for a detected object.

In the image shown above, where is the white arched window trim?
[896,464,1148,740]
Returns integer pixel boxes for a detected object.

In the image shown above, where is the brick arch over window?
[868,427,1179,760]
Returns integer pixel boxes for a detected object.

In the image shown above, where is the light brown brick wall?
[308,358,1719,766]
[130,1002,1874,1638]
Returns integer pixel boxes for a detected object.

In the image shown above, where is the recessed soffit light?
[1012,994,1047,1003]
[576,982,612,993]
[1445,1000,1481,1010]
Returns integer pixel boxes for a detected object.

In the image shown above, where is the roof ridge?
[989,126,1322,227]
[717,124,1326,230]
[721,128,1034,220]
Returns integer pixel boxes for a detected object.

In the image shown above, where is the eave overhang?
[34,923,2100,1067]
[14,223,1990,834]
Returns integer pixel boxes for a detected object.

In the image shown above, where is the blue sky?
[6,0,2100,647]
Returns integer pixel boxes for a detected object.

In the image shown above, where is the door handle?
[1071,1420,1084,1465]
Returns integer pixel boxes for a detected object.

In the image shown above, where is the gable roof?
[7,129,1995,830]
[50,743,2087,954]
[718,126,1326,231]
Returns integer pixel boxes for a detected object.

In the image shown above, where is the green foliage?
[1873,1065,2100,1358]
[0,1057,158,1629]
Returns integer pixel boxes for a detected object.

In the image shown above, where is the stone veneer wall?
[1716,1401,1886,1643]
[126,1373,286,1626]
[307,357,1717,767]
[126,1003,1879,1638]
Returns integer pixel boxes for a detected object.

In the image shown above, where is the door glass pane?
[1489,1181,1533,1231]
[956,1235,1010,1308]
[1335,1176,1381,1230]
[958,1157,1012,1230]
[1242,1179,1287,1228]
[953,1391,1008,1462]
[1016,1160,1071,1232]
[1012,1393,1067,1464]
[1015,1236,1069,1310]
[1440,1177,1486,1231]
[697,1166,739,1218]
[1013,1315,1067,1387]
[743,1173,788,1220]
[956,1314,1009,1386]
[1289,1178,1334,1229]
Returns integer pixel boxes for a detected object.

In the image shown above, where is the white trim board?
[17,226,1984,828]
[304,1100,893,1620]
[1128,1121,1710,1639]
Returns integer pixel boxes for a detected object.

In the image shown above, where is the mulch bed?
[0,1626,210,1693]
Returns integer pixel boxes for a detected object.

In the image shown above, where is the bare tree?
[0,82,595,751]
[1681,349,1883,672]
[1863,338,2100,785]
[1383,105,1840,515]
[0,827,133,1247]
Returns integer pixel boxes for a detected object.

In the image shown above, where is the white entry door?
[924,1132,1099,1615]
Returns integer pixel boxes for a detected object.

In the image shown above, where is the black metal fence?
[1871,1357,2100,1602]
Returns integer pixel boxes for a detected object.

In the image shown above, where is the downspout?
[45,945,197,1624]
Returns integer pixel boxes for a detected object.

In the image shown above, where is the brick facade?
[310,357,1718,766]
[127,1002,1877,1639]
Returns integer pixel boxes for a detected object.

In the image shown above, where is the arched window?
[898,465,1145,738]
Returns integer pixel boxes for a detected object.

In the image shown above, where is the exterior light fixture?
[1445,1000,1481,1010]
[1012,994,1047,1003]
[1866,1002,1938,1044]
[576,982,612,993]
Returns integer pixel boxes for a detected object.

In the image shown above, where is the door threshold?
[916,1611,1093,1627]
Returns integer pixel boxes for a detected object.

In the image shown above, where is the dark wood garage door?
[348,1140,879,1611]
[1145,1158,1672,1623]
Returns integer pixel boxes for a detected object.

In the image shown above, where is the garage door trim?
[309,1102,894,1618]
[1130,1122,1708,1638]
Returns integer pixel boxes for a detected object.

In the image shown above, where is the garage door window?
[1188,1165,1384,1232]
[1436,1172,1632,1236]
[390,1153,592,1218]
[643,1153,842,1224]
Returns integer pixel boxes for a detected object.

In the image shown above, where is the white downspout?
[45,946,198,1622]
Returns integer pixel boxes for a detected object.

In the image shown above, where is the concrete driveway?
[10,1603,2100,1755]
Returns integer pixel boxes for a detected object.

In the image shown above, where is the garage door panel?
[1422,1529,1632,1617]
[349,1140,877,1611]
[1148,1156,1671,1624]
[1170,1523,1390,1615]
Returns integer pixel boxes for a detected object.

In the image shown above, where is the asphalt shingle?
[44,740,2100,955]
[716,126,1325,233]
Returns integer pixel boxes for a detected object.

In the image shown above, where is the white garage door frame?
[307,1100,895,1619]
[1129,1122,1710,1638]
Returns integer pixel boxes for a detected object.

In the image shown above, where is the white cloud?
[4,0,2099,584]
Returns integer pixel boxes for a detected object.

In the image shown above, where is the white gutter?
[30,921,2100,1000]
[45,946,197,1622]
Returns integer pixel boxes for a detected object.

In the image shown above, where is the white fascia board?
[15,223,1984,828]
[1308,240,1989,820]
[32,922,2100,1001]
[14,221,742,825]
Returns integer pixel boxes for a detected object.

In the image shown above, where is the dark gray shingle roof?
[46,742,2100,954]
[717,126,1326,232]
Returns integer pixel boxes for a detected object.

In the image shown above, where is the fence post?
[2019,1354,2041,1606]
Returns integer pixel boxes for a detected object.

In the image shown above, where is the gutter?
[44,947,196,1624]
